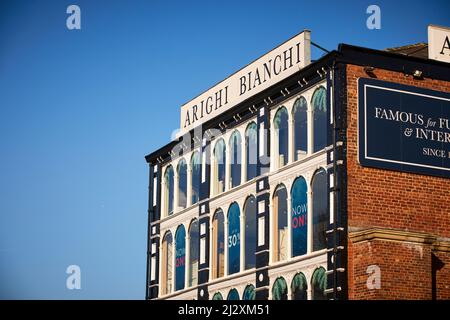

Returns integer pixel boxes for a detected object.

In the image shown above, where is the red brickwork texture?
[346,64,450,300]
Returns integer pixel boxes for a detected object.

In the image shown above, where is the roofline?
[145,43,450,164]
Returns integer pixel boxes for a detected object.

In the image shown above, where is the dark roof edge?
[145,43,450,164]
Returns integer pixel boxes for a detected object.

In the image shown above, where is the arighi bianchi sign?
[358,78,450,178]
[177,30,311,137]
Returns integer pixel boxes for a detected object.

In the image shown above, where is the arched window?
[188,219,199,287]
[273,185,288,262]
[191,152,201,205]
[174,225,186,291]
[293,97,308,160]
[213,139,226,195]
[244,196,256,270]
[312,86,327,152]
[177,159,187,209]
[274,107,289,168]
[245,122,257,181]
[212,292,223,300]
[227,202,241,275]
[272,277,288,300]
[312,169,328,251]
[243,284,256,300]
[161,231,173,295]
[291,272,307,300]
[312,267,327,300]
[164,166,174,216]
[291,176,308,257]
[227,288,240,300]
[211,209,225,279]
[230,131,242,188]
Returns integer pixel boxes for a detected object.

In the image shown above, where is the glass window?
[227,202,240,275]
[164,166,174,216]
[245,122,258,181]
[312,169,328,251]
[244,196,256,270]
[312,86,327,152]
[272,277,288,300]
[273,185,288,262]
[291,272,307,300]
[230,131,242,188]
[188,219,199,287]
[291,176,308,257]
[177,159,187,209]
[312,267,327,300]
[175,225,186,291]
[273,107,289,167]
[211,209,225,279]
[293,97,308,160]
[161,231,173,295]
[214,139,226,194]
[227,288,240,300]
[242,284,256,300]
[191,152,201,205]
[212,292,223,300]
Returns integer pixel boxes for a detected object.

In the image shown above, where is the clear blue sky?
[0,0,448,299]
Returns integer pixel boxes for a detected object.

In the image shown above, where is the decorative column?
[185,232,190,289]
[268,202,274,263]
[287,194,292,260]
[241,134,247,183]
[240,208,245,272]
[187,164,192,207]
[173,170,179,213]
[225,140,231,191]
[307,100,314,155]
[161,179,166,218]
[288,118,294,164]
[224,219,229,276]
[307,189,313,254]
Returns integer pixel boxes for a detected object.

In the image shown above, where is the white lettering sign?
[178,30,311,137]
[428,24,450,63]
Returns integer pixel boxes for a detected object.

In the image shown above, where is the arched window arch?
[177,159,187,209]
[212,292,223,300]
[243,284,256,300]
[229,130,242,188]
[174,225,186,291]
[291,176,308,257]
[312,168,328,251]
[312,86,327,152]
[244,196,256,270]
[213,139,226,195]
[273,107,289,168]
[272,277,288,300]
[191,152,201,205]
[245,122,257,181]
[164,166,174,216]
[211,209,225,279]
[227,202,241,275]
[227,288,240,300]
[161,231,173,295]
[188,219,199,287]
[293,97,308,160]
[312,267,327,300]
[273,185,288,262]
[291,272,307,300]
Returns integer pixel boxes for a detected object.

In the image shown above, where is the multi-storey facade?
[145,28,450,300]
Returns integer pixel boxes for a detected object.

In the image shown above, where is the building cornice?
[348,227,450,252]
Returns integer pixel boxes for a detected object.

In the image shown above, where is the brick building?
[145,29,450,300]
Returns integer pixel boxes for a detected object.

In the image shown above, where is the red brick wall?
[345,64,450,300]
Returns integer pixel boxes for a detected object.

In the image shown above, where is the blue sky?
[0,0,448,299]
